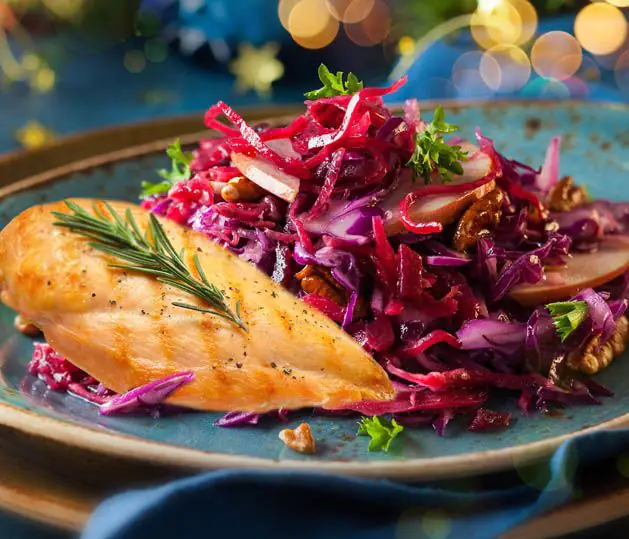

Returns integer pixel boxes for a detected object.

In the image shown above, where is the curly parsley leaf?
[140,139,193,198]
[546,300,589,342]
[357,416,404,452]
[304,64,364,100]
[407,105,468,184]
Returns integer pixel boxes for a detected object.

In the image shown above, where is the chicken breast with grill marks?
[0,199,394,412]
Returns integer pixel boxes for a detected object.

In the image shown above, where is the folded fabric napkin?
[82,428,629,539]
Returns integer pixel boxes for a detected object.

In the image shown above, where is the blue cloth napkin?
[81,428,629,539]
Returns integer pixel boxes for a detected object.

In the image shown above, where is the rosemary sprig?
[52,200,247,331]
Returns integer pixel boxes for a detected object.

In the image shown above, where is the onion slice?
[510,236,629,305]
[231,152,301,202]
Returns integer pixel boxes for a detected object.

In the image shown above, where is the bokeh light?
[480,44,531,92]
[326,0,374,23]
[289,0,331,39]
[31,67,55,93]
[540,79,571,99]
[574,3,627,56]
[123,50,146,74]
[288,0,339,49]
[398,36,416,57]
[452,51,494,97]
[41,0,84,20]
[531,31,582,81]
[144,38,168,63]
[344,0,390,47]
[471,0,537,50]
[278,0,300,31]
[615,50,629,95]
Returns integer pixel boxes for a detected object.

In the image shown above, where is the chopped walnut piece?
[295,265,368,319]
[14,315,40,337]
[453,188,504,252]
[279,423,316,454]
[548,176,588,212]
[220,176,264,202]
[567,316,629,375]
[296,265,346,304]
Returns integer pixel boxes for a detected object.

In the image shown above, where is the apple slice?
[380,146,496,235]
[509,235,629,305]
[231,152,300,202]
[265,138,301,160]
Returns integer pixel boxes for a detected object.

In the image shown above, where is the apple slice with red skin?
[509,235,629,305]
[231,152,301,202]
[380,143,496,236]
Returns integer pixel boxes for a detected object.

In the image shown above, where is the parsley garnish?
[357,416,404,452]
[546,300,589,342]
[140,139,193,198]
[407,105,468,184]
[304,64,363,100]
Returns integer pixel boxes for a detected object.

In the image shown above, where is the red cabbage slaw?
[28,73,629,435]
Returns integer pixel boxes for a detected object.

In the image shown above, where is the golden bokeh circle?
[344,0,390,47]
[278,0,301,32]
[288,0,332,39]
[574,3,628,56]
[531,31,582,81]
[471,2,522,50]
[326,0,375,23]
[480,44,531,92]
[292,10,339,49]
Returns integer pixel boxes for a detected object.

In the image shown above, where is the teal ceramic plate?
[1,101,629,481]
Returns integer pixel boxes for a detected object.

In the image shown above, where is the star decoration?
[15,121,57,149]
[229,43,284,98]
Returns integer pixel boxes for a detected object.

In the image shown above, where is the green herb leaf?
[51,201,247,331]
[407,105,469,184]
[304,64,364,100]
[357,416,404,452]
[140,139,193,198]
[545,300,589,342]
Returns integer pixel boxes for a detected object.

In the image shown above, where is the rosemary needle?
[52,200,247,331]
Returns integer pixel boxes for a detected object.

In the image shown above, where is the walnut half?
[279,423,316,454]
[548,176,588,213]
[567,316,629,375]
[453,188,504,252]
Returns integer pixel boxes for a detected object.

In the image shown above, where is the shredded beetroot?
[399,330,461,358]
[307,148,346,219]
[395,368,547,392]
[302,294,346,323]
[307,76,408,151]
[205,101,311,179]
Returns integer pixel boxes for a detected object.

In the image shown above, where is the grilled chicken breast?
[0,200,394,412]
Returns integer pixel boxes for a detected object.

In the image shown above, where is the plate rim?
[2,99,629,480]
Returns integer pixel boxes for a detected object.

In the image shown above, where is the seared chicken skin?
[0,200,394,412]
